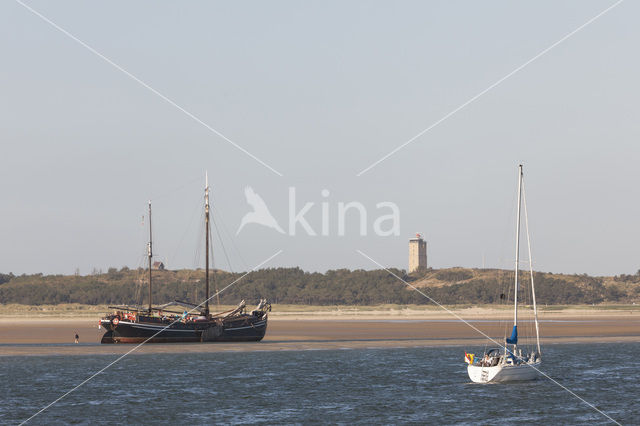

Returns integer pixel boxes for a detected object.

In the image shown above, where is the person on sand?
[74,333,79,344]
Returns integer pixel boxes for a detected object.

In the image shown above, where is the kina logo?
[236,186,285,235]
[236,186,400,237]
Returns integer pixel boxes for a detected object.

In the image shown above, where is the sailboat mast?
[204,174,210,317]
[513,165,523,329]
[148,200,153,314]
[523,180,542,355]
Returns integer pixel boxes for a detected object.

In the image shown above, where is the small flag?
[465,352,474,364]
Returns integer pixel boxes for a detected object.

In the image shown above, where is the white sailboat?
[466,164,542,383]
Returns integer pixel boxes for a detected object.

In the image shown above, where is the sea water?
[1,342,637,424]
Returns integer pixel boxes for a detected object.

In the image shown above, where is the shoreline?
[1,311,638,356]
[1,304,639,322]
[1,336,639,357]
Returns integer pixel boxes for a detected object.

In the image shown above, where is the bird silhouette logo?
[236,186,285,235]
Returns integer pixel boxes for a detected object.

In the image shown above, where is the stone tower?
[409,233,427,273]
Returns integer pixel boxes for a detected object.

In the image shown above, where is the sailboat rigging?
[99,176,271,344]
[466,164,541,383]
[147,200,153,314]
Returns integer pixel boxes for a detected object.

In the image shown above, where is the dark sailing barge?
[99,299,270,343]
[100,177,270,344]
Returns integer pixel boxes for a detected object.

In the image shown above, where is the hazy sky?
[1,1,638,276]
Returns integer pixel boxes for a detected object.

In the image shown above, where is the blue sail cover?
[506,325,518,344]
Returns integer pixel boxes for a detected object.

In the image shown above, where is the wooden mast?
[204,174,210,317]
[147,200,153,314]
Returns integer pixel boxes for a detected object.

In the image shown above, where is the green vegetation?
[0,267,638,306]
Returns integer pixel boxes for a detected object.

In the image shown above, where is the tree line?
[0,267,638,306]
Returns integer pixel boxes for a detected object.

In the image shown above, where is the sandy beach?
[1,307,638,356]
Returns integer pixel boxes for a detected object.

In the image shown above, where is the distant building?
[152,261,165,271]
[409,234,427,273]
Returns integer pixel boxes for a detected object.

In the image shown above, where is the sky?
[1,0,638,276]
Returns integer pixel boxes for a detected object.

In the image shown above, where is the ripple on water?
[0,343,638,424]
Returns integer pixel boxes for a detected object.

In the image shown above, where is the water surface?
[2,342,635,424]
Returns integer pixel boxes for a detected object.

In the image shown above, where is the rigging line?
[193,210,205,270]
[168,192,202,267]
[132,247,148,306]
[502,269,514,340]
[208,220,221,306]
[20,249,283,426]
[522,179,542,354]
[494,175,519,288]
[497,172,520,340]
[488,267,505,352]
[357,250,621,426]
[211,203,248,269]
[211,204,249,271]
[212,216,234,273]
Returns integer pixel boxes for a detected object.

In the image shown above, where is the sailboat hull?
[100,316,268,344]
[467,361,540,383]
